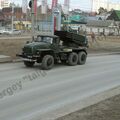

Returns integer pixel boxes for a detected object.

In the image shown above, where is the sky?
[11,0,120,11]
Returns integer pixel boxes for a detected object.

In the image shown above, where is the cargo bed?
[55,31,88,47]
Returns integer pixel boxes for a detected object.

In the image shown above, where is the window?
[42,37,53,44]
[36,36,53,44]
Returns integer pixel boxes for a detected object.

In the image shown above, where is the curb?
[88,52,120,57]
[0,55,12,63]
[13,59,22,63]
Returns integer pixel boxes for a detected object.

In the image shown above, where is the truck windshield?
[36,36,53,44]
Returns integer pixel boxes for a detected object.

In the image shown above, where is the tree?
[9,3,16,8]
[98,7,107,14]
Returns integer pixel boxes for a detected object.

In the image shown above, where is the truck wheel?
[41,55,54,70]
[24,61,35,67]
[68,52,78,66]
[78,51,87,65]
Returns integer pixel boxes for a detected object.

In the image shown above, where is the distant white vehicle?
[0,29,6,34]
[2,29,21,35]
[0,29,22,35]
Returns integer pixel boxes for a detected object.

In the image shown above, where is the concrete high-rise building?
[22,0,28,13]
[92,0,120,12]
[0,0,10,9]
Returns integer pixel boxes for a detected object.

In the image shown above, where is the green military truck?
[17,31,88,70]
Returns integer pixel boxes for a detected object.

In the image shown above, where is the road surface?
[0,54,120,120]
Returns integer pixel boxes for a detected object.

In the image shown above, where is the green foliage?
[98,7,107,14]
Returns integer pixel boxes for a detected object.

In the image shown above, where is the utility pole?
[107,0,109,11]
[64,0,70,31]
[91,0,93,12]
[22,0,28,21]
[31,0,35,40]
[11,1,14,32]
[57,5,61,31]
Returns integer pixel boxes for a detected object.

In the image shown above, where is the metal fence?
[35,21,52,35]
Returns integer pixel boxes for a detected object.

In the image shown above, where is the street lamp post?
[57,5,62,31]
[11,2,14,32]
[52,5,61,35]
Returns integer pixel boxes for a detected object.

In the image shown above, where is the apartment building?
[0,0,10,9]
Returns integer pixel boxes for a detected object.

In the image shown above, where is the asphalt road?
[0,55,120,120]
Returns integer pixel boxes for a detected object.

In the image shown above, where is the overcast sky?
[11,0,120,11]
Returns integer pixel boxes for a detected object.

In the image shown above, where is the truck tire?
[24,61,35,67]
[41,55,54,70]
[68,52,78,66]
[78,51,87,65]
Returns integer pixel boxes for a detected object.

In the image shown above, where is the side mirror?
[26,41,30,44]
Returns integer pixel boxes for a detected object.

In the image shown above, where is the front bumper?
[16,54,25,58]
[16,54,39,62]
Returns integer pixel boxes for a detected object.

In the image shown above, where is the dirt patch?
[56,94,120,120]
[0,37,30,59]
[88,36,120,53]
